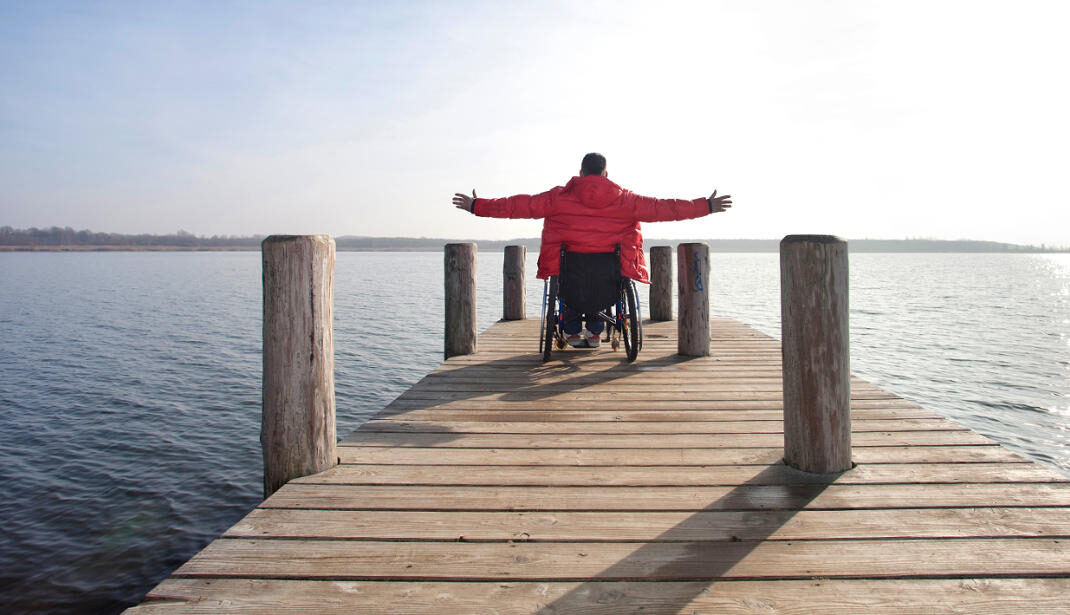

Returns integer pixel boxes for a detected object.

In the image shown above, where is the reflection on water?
[0,250,1067,614]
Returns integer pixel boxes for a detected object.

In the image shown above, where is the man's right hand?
[452,190,477,213]
[708,190,733,214]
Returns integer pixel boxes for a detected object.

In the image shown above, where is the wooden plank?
[431,347,786,356]
[430,364,792,375]
[380,398,928,412]
[340,431,995,448]
[455,342,780,350]
[172,537,1070,580]
[403,382,894,393]
[431,357,795,368]
[296,462,1067,486]
[411,370,882,381]
[225,507,1070,541]
[432,348,784,357]
[394,390,902,401]
[375,408,943,422]
[262,483,1070,511]
[431,360,795,369]
[337,445,1026,466]
[356,418,966,434]
[130,578,1070,615]
[420,371,797,382]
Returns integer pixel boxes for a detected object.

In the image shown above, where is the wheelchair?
[539,245,643,362]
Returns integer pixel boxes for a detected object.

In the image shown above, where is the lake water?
[1,250,1068,614]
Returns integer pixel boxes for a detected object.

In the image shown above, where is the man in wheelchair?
[452,153,732,359]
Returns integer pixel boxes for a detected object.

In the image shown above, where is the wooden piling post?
[650,246,673,321]
[677,243,710,356]
[780,234,852,473]
[503,245,526,321]
[445,243,477,358]
[261,235,336,499]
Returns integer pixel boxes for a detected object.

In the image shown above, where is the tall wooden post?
[445,243,477,358]
[780,235,852,473]
[261,235,336,499]
[503,245,526,321]
[677,243,710,356]
[649,246,673,321]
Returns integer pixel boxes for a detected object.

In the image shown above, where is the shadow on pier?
[534,464,840,614]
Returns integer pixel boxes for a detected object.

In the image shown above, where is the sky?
[1,0,1068,246]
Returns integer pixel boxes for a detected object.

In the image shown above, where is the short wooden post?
[677,243,710,356]
[780,235,852,473]
[445,243,477,358]
[503,245,526,320]
[261,235,336,499]
[649,246,673,321]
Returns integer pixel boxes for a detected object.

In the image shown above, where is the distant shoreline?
[0,245,481,252]
[0,245,260,252]
[2,240,1067,254]
[3,228,1067,253]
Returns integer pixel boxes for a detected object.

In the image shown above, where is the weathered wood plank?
[262,483,1070,511]
[394,390,902,401]
[340,431,995,448]
[381,398,928,412]
[402,383,892,394]
[131,578,1070,615]
[418,373,803,383]
[375,408,942,422]
[226,507,1070,541]
[296,462,1067,486]
[433,358,795,367]
[356,418,966,434]
[432,352,787,363]
[423,372,791,383]
[430,362,790,373]
[337,445,1025,466]
[173,537,1070,580]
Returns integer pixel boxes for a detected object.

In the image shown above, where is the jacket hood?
[563,175,623,210]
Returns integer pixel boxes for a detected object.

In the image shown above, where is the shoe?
[566,333,586,348]
[584,329,602,348]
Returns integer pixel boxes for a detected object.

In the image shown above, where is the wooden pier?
[127,317,1070,614]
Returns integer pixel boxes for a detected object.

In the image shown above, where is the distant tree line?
[1,227,1063,252]
[0,226,263,248]
[334,237,1066,253]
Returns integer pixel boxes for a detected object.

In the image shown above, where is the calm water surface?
[0,250,1068,614]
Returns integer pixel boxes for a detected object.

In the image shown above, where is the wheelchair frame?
[538,246,643,362]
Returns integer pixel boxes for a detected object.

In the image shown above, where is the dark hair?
[580,152,607,176]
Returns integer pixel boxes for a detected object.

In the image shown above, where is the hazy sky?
[1,1,1068,245]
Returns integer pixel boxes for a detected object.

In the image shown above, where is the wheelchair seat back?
[558,248,621,315]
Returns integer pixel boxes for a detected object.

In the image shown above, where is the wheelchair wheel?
[622,280,642,362]
[538,280,548,355]
[542,278,558,362]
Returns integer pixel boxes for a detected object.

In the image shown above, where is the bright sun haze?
[1,1,1067,246]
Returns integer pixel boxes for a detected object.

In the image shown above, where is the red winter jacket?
[473,175,711,283]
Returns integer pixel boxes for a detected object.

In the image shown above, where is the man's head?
[580,152,607,177]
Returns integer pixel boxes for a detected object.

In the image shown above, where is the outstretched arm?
[452,190,477,213]
[628,188,734,223]
[452,188,556,219]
